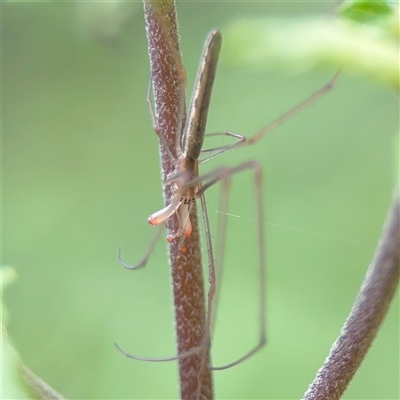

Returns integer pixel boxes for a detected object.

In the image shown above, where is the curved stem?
[303,190,400,400]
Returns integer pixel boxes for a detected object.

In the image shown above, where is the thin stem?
[19,361,66,400]
[143,2,213,399]
[303,189,400,400]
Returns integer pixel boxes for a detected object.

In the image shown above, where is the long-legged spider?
[116,29,338,398]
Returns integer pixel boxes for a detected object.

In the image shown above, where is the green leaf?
[339,0,394,24]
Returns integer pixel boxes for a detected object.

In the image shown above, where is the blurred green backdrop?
[3,1,398,399]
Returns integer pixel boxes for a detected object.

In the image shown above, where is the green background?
[3,1,398,399]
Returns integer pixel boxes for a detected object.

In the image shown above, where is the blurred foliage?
[224,1,399,89]
[75,1,140,47]
[339,0,395,24]
[1,267,27,399]
[2,1,398,400]
[1,329,29,400]
[1,267,18,303]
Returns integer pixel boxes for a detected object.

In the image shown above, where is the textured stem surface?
[303,190,400,400]
[143,1,213,399]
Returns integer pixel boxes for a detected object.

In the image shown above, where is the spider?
[116,28,338,399]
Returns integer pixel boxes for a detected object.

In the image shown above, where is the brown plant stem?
[143,1,213,399]
[303,190,400,400]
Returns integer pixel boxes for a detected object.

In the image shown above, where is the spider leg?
[117,224,165,270]
[244,71,340,146]
[191,160,266,396]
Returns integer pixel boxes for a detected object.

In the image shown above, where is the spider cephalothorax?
[148,155,200,241]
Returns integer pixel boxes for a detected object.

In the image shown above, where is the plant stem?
[143,1,213,399]
[303,190,400,400]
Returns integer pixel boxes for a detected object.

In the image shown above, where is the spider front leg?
[199,72,340,165]
[243,71,340,147]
